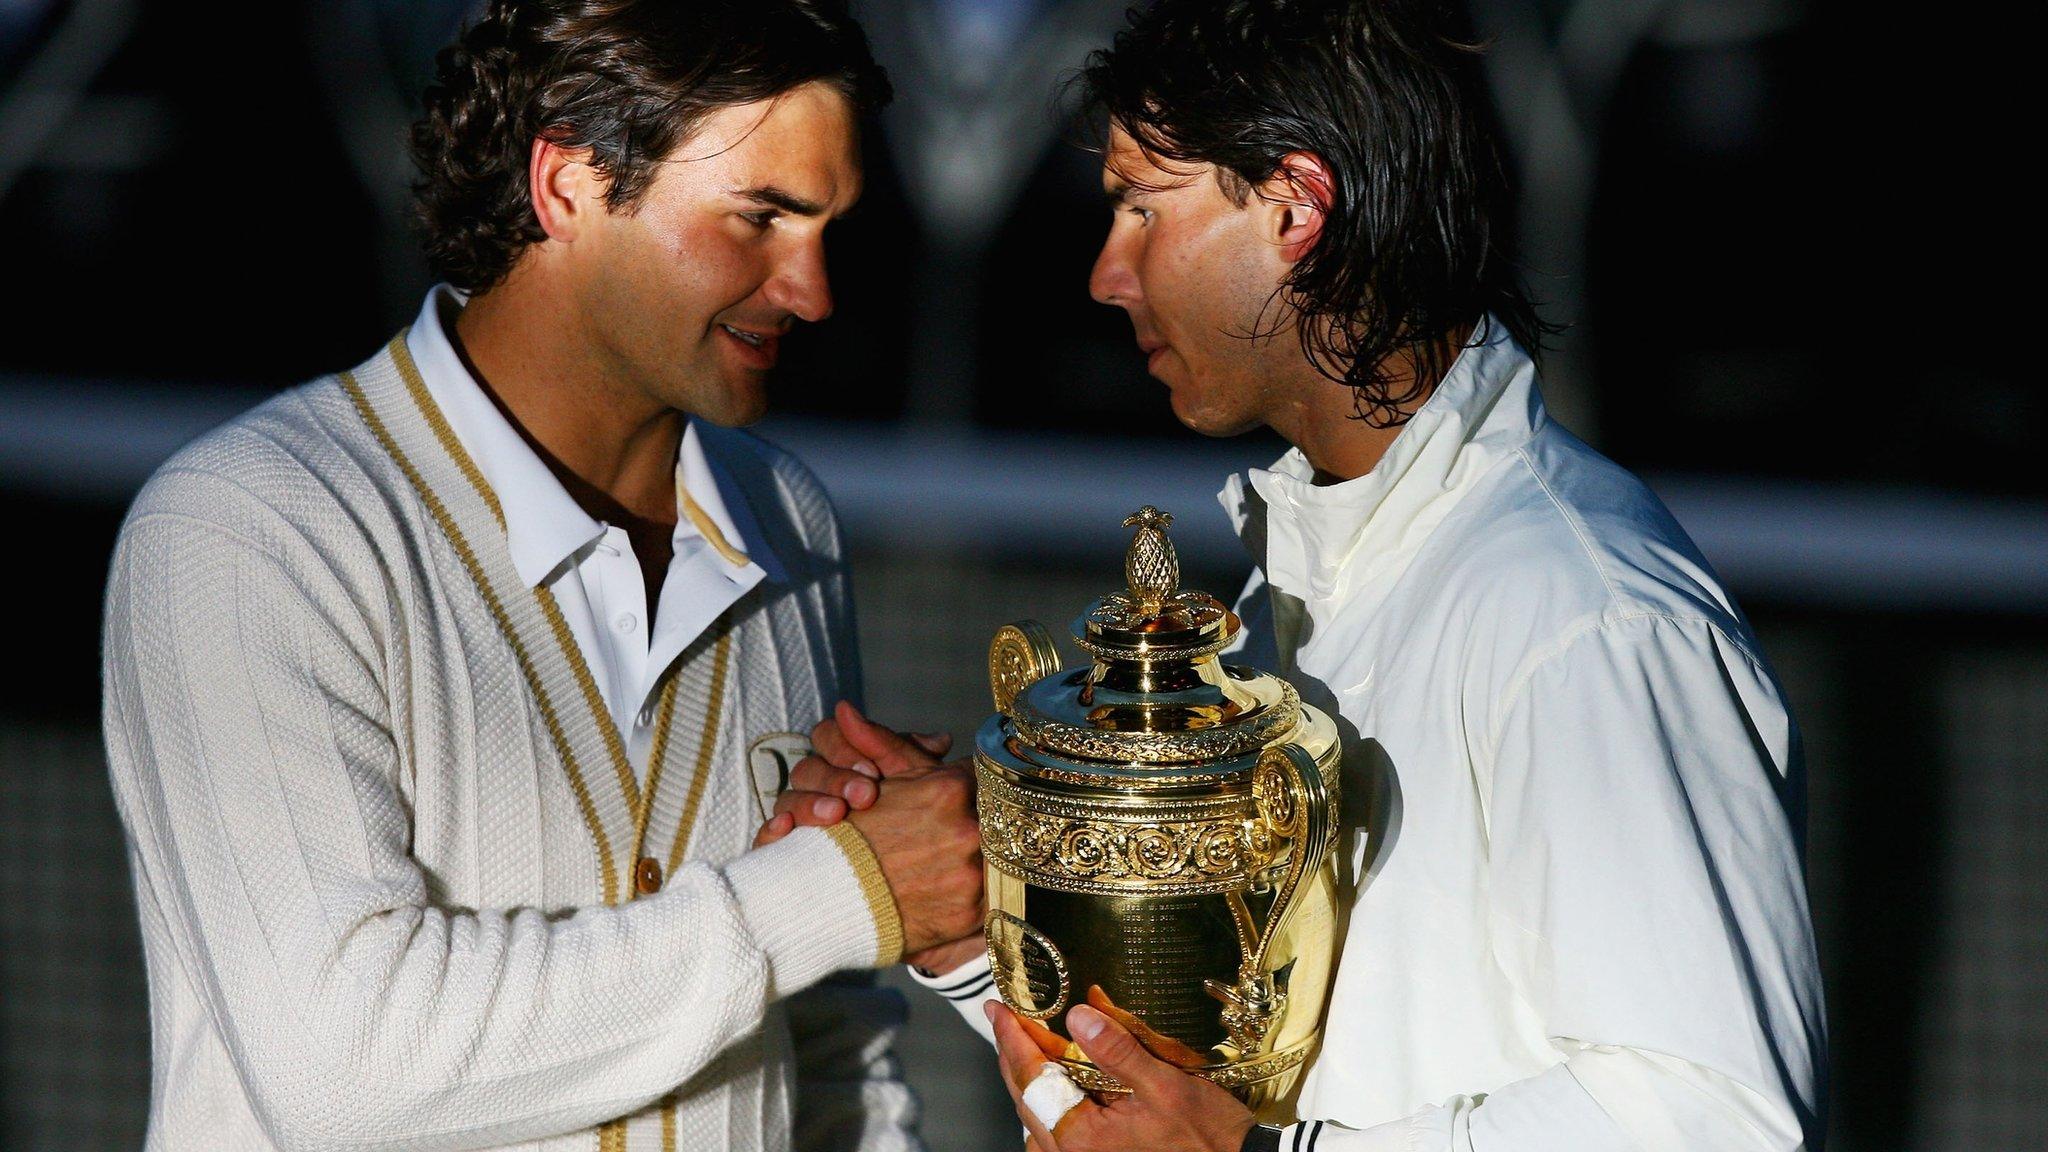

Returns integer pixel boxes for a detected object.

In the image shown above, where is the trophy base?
[1057,1042,1313,1123]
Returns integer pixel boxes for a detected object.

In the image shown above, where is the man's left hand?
[987,1000,1257,1152]
[751,701,982,974]
[756,701,954,833]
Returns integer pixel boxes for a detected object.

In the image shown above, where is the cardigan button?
[634,857,663,895]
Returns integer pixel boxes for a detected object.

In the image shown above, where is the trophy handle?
[989,620,1061,717]
[986,909,1072,1020]
[1208,742,1337,1054]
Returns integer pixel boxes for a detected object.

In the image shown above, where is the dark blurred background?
[1,2,2039,1149]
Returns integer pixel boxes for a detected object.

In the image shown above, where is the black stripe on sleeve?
[1307,1120,1324,1151]
[1291,1121,1306,1152]
[943,976,996,1002]
[925,967,994,996]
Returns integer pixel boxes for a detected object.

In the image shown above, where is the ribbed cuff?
[725,826,893,997]
[822,822,904,966]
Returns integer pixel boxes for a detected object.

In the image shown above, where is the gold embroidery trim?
[626,672,684,883]
[388,336,648,823]
[667,628,735,876]
[825,822,904,966]
[340,354,621,906]
[389,335,502,521]
[354,336,739,1149]
[681,482,750,569]
[533,582,644,817]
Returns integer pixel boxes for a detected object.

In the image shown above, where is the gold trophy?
[978,506,1342,1121]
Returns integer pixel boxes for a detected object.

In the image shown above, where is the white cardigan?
[102,336,914,1152]
[921,321,1825,1150]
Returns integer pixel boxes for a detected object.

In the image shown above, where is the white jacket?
[923,319,1825,1150]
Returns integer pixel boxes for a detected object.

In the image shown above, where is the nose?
[1089,228,1138,309]
[765,240,833,323]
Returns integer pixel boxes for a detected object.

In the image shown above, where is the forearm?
[135,811,881,1151]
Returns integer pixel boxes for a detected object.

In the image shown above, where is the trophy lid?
[987,507,1306,776]
[1075,506,1238,660]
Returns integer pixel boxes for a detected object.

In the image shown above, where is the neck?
[451,270,683,524]
[1266,323,1474,485]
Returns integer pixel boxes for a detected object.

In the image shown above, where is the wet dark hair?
[410,0,891,293]
[1081,0,1553,426]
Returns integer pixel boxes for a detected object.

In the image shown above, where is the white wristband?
[1021,1062,1086,1132]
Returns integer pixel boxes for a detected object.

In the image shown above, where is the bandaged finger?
[1021,1062,1086,1132]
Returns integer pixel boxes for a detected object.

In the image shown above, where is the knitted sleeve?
[102,498,880,1151]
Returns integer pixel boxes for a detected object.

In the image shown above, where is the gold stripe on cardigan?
[630,672,684,875]
[648,623,732,1150]
[385,336,647,823]
[681,485,749,568]
[340,355,624,905]
[350,334,768,1151]
[668,628,735,876]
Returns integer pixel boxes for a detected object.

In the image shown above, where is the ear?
[528,136,602,242]
[1259,150,1334,265]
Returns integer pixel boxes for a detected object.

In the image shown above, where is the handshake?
[754,700,987,974]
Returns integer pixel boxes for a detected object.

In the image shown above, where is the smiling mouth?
[721,323,767,348]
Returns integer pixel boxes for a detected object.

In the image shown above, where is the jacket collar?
[1219,317,1544,606]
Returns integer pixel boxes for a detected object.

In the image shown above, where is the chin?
[689,375,771,428]
[1168,391,1260,439]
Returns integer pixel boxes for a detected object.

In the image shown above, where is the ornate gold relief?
[1202,744,1337,1057]
[989,620,1062,717]
[978,758,1264,897]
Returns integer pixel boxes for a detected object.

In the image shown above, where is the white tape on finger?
[1021,1062,1086,1132]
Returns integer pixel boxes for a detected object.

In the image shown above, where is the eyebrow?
[733,185,828,217]
[1103,181,1132,205]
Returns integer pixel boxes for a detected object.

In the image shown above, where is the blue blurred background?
[1,2,2040,1149]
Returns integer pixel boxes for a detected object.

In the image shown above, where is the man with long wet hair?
[791,1,1827,1148]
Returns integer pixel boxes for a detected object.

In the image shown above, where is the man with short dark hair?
[100,3,982,1150]
[796,2,1827,1149]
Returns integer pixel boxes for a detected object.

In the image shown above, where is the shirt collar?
[691,431,790,585]
[404,284,768,588]
[1217,316,1544,604]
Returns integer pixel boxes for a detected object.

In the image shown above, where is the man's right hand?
[844,762,984,957]
[761,701,991,959]
[759,758,981,958]
[752,702,953,830]
[750,701,983,962]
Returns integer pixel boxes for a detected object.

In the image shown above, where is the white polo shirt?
[405,284,766,777]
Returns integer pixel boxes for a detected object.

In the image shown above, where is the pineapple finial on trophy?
[1122,505,1178,620]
